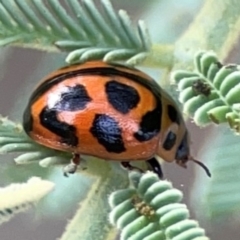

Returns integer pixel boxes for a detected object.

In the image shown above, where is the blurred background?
[0,0,239,239]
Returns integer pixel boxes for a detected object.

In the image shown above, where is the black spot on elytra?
[105,80,140,114]
[54,84,91,111]
[163,131,176,150]
[167,105,180,124]
[23,106,33,133]
[40,107,78,146]
[90,114,126,153]
[134,102,162,142]
[26,65,164,145]
[29,67,162,109]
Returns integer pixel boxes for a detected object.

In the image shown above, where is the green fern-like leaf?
[109,171,209,240]
[0,177,54,225]
[172,51,240,133]
[0,116,70,167]
[0,0,151,65]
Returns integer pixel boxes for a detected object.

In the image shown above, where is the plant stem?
[142,43,174,69]
[174,0,240,69]
[143,0,240,70]
[59,159,128,240]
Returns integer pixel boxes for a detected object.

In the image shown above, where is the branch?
[59,163,128,240]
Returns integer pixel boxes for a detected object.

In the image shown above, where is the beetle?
[23,61,210,178]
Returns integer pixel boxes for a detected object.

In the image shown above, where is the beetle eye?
[175,132,189,161]
[162,131,177,150]
[162,122,178,151]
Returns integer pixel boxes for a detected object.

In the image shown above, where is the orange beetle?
[23,61,210,178]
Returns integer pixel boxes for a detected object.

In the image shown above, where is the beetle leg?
[121,162,143,174]
[147,157,164,179]
[63,153,81,177]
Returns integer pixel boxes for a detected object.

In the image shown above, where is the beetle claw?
[121,162,144,174]
[63,153,81,177]
[147,157,164,179]
[63,163,78,177]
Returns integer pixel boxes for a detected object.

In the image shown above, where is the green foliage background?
[0,0,239,240]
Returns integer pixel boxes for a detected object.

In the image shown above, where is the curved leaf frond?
[109,171,209,240]
[0,0,151,65]
[0,177,54,225]
[172,51,240,133]
[0,116,70,167]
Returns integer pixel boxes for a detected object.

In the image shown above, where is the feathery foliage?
[109,171,209,240]
[0,116,70,167]
[0,177,54,225]
[172,51,240,133]
[0,0,151,65]
[0,0,239,239]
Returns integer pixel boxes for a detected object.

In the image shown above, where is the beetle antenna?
[189,157,211,177]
